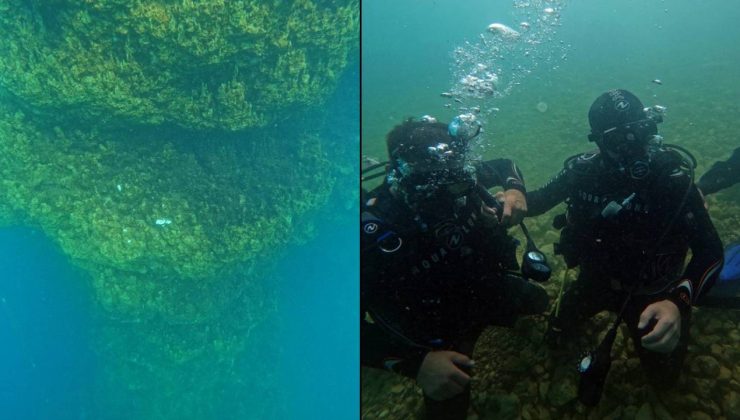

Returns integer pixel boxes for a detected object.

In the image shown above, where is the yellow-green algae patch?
[0,101,336,415]
[0,0,358,130]
[0,104,333,320]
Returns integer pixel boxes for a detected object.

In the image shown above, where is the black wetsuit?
[361,159,548,419]
[528,148,724,386]
[697,147,740,195]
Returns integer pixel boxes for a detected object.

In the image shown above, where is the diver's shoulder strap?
[563,150,602,178]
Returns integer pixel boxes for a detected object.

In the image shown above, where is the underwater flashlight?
[519,223,551,283]
[577,350,610,407]
[576,295,634,407]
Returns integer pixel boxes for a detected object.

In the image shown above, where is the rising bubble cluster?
[446,0,569,128]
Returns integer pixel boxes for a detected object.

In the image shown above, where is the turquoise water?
[0,228,95,419]
[363,0,739,187]
[234,63,359,419]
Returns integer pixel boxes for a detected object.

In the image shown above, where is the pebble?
[539,381,549,400]
[691,355,720,377]
[652,401,673,420]
[635,402,653,420]
[697,399,720,418]
[709,343,723,357]
[688,411,711,420]
[719,365,732,382]
[723,391,740,418]
[729,379,740,393]
[361,312,740,419]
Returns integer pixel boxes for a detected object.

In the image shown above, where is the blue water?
[0,227,95,420]
[275,220,358,419]
[0,207,359,420]
[248,60,359,419]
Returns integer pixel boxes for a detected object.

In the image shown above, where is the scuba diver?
[695,147,740,307]
[526,89,724,405]
[361,116,549,420]
[697,147,740,195]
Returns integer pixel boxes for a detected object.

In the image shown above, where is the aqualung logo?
[436,222,464,250]
[400,213,480,279]
[448,232,463,248]
[363,222,378,234]
[615,100,630,111]
[608,89,630,112]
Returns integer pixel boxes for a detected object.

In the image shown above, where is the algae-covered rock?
[723,391,740,419]
[0,105,334,321]
[635,402,654,420]
[547,366,577,407]
[479,393,521,420]
[0,0,359,131]
[690,355,721,379]
[0,1,357,417]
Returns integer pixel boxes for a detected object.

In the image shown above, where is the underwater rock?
[688,411,712,420]
[480,393,520,420]
[0,0,359,131]
[652,401,673,420]
[719,365,733,383]
[546,366,577,407]
[635,402,654,420]
[538,380,549,400]
[623,405,639,419]
[697,399,721,418]
[688,377,716,400]
[723,391,740,419]
[690,355,720,378]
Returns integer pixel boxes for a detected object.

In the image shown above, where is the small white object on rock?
[155,218,172,226]
[116,184,122,192]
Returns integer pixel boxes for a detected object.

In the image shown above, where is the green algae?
[0,0,358,131]
[0,106,333,319]
[0,0,357,417]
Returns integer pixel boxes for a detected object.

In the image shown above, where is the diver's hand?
[638,300,681,353]
[416,351,474,401]
[498,189,527,226]
[480,201,501,226]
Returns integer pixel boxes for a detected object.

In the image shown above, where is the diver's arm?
[360,308,429,379]
[526,167,571,217]
[476,159,526,193]
[667,185,724,309]
[697,147,740,195]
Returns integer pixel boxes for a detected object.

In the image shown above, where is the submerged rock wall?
[0,0,358,417]
[0,0,357,130]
